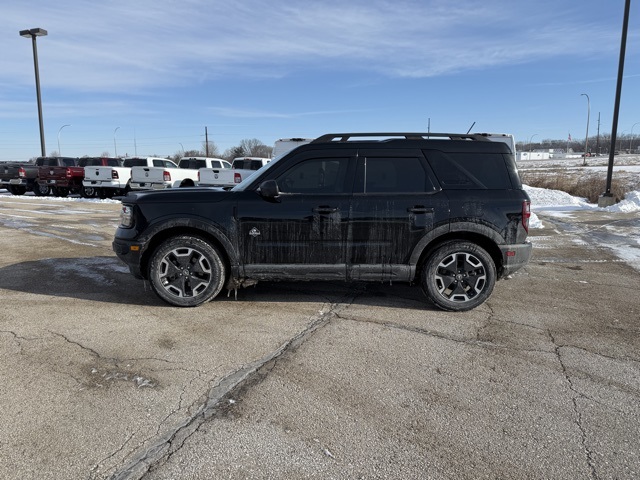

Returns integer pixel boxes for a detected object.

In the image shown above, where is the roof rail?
[311,133,491,143]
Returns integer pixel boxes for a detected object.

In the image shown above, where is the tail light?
[197,171,200,181]
[522,200,531,233]
[112,170,119,179]
[18,167,26,178]
[234,172,242,183]
[163,171,171,182]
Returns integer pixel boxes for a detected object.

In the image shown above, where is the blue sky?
[1,0,639,160]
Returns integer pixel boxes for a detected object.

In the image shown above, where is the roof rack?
[312,133,492,143]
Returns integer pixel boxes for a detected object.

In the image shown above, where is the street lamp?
[528,134,538,160]
[20,27,48,157]
[581,93,590,165]
[57,124,71,156]
[113,126,120,157]
[630,122,640,153]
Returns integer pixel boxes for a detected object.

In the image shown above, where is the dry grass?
[520,169,635,204]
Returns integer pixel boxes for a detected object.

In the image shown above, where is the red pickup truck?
[36,157,122,197]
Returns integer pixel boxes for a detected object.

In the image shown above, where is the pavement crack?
[548,330,599,480]
[105,296,354,480]
[89,433,136,480]
[48,330,107,360]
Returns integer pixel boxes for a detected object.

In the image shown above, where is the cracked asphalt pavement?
[0,192,638,479]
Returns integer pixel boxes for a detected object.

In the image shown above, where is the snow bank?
[524,185,640,229]
[606,191,640,213]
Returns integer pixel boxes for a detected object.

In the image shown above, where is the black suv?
[113,133,532,311]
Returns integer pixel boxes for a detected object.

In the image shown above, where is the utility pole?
[600,0,630,207]
[596,112,601,154]
[205,126,209,157]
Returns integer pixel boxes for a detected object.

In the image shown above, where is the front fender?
[137,216,239,273]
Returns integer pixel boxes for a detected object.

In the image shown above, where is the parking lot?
[0,192,639,479]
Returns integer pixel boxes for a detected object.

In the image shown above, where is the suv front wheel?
[148,235,226,307]
[422,241,496,312]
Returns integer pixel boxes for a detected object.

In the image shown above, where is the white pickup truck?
[83,157,171,198]
[130,157,230,190]
[198,157,270,187]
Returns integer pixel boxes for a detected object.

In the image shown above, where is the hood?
[123,187,233,204]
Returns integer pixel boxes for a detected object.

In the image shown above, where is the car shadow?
[0,256,436,310]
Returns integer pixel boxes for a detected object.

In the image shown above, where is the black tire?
[421,241,496,312]
[80,185,97,198]
[100,188,116,199]
[32,183,50,196]
[9,185,26,195]
[52,187,69,197]
[148,235,226,307]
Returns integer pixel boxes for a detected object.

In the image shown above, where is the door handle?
[313,206,338,214]
[407,206,433,214]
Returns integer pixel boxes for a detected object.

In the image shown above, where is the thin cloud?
[3,0,628,93]
[209,107,375,119]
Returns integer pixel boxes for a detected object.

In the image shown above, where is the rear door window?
[353,156,438,194]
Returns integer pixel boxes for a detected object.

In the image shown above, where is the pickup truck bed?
[198,157,269,187]
[1,159,46,195]
[85,157,169,198]
[130,157,230,190]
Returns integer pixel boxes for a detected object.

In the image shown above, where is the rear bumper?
[84,180,126,189]
[499,242,532,277]
[130,182,169,190]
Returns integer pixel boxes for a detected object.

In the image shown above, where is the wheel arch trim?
[138,217,238,279]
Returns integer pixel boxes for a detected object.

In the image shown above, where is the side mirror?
[258,179,280,200]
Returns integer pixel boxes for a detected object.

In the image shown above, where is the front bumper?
[499,241,533,277]
[112,239,144,279]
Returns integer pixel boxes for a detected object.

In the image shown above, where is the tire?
[80,185,97,198]
[148,235,226,307]
[421,241,496,312]
[9,185,26,195]
[33,183,51,196]
[52,187,69,197]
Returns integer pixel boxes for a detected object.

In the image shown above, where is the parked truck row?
[1,138,319,197]
[1,156,274,196]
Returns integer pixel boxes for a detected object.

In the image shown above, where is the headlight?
[119,205,134,228]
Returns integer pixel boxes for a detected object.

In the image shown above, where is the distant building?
[516,151,550,161]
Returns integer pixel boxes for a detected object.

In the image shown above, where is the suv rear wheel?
[148,235,226,307]
[422,241,496,312]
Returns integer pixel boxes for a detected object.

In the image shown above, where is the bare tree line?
[517,132,640,155]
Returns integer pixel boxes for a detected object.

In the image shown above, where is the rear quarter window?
[424,150,513,189]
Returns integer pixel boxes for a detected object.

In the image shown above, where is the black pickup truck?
[1,157,50,195]
[113,132,532,312]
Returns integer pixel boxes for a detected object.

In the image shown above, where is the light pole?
[581,93,590,165]
[528,134,538,160]
[57,124,71,156]
[179,143,185,154]
[629,122,640,153]
[113,126,120,157]
[20,27,48,157]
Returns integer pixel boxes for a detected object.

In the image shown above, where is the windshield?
[231,156,284,191]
